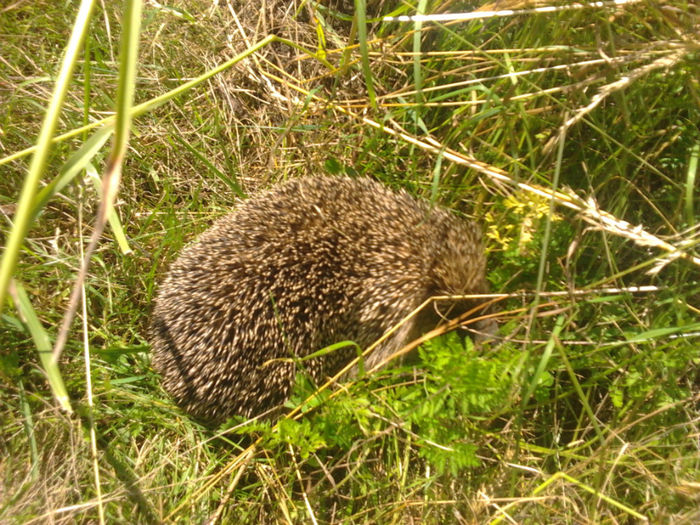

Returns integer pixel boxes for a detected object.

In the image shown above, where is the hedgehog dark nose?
[470,317,498,344]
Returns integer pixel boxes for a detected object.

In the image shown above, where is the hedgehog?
[150,176,489,423]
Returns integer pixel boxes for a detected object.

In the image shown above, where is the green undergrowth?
[253,333,517,472]
[1,0,699,523]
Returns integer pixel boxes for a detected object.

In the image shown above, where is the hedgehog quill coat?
[150,176,487,423]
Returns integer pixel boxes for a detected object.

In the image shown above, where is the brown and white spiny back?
[150,176,487,423]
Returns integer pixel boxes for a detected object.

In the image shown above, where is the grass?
[1,0,699,523]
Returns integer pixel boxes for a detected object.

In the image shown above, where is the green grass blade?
[18,379,39,481]
[87,163,132,255]
[532,472,648,521]
[171,133,245,198]
[412,0,427,106]
[557,337,605,442]
[624,322,700,343]
[0,0,97,314]
[685,142,699,226]
[30,126,114,221]
[10,283,72,413]
[521,315,564,411]
[49,0,143,365]
[111,0,142,167]
[354,0,376,110]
